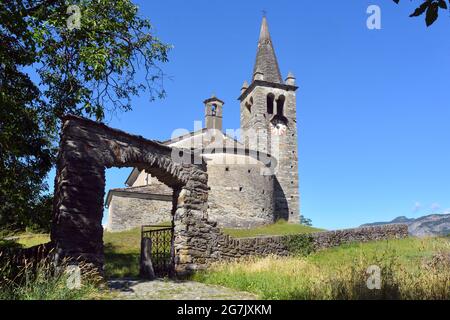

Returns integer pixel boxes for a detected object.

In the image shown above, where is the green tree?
[393,0,449,26]
[0,0,170,231]
[300,216,313,227]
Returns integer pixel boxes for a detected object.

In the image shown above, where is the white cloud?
[412,201,422,212]
[430,203,441,212]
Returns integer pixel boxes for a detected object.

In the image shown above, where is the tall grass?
[0,251,103,300]
[194,237,450,300]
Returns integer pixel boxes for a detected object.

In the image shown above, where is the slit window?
[276,95,285,117]
[267,93,275,114]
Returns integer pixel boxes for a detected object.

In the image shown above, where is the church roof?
[163,128,243,149]
[105,184,172,207]
[252,16,282,84]
[124,128,244,186]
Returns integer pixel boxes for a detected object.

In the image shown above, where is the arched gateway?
[51,115,209,275]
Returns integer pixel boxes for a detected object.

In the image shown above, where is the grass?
[103,228,141,278]
[222,220,323,238]
[102,220,321,278]
[193,236,450,300]
[0,250,103,300]
[0,221,413,281]
[4,223,449,300]
[0,225,166,279]
[103,223,172,278]
[0,228,143,279]
[16,234,51,248]
[307,236,449,269]
[0,231,50,249]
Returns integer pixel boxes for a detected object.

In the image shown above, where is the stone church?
[105,17,300,231]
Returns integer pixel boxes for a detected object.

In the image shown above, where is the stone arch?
[51,115,209,273]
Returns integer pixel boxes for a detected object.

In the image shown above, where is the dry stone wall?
[175,221,409,273]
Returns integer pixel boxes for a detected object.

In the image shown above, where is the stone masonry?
[238,16,299,223]
[106,184,172,231]
[107,194,172,232]
[51,115,209,272]
[107,16,301,229]
[50,114,409,276]
[175,222,409,271]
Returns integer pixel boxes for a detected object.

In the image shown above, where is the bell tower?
[238,16,300,223]
[204,95,224,131]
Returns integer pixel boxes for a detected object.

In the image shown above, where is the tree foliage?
[393,0,449,26]
[300,216,313,227]
[0,0,170,231]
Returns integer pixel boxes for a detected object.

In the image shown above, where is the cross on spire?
[252,15,282,83]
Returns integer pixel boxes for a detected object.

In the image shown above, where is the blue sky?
[46,0,450,230]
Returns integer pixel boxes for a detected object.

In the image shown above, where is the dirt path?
[108,279,258,300]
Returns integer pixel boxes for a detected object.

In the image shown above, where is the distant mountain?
[361,213,450,237]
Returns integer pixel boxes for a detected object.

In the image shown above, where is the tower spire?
[252,16,282,84]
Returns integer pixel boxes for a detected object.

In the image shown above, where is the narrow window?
[245,103,251,114]
[276,95,285,117]
[267,93,275,114]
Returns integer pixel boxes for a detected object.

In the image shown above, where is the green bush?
[283,234,315,256]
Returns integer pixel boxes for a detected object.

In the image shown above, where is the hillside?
[361,213,450,237]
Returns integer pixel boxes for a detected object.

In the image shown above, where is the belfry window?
[245,96,253,114]
[211,104,217,116]
[267,93,275,114]
[276,95,285,117]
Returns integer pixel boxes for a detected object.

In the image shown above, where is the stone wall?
[239,82,300,224]
[117,149,278,230]
[205,154,275,228]
[52,115,209,272]
[175,221,409,272]
[309,224,408,250]
[107,194,172,231]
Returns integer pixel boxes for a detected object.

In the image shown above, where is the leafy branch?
[393,0,449,26]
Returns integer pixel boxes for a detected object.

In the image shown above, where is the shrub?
[283,234,315,256]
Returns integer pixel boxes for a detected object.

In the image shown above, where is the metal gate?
[140,224,174,277]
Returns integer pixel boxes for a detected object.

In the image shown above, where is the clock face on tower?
[270,117,287,136]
